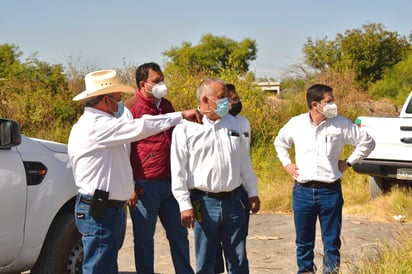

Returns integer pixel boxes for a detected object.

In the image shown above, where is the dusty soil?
[118,213,411,274]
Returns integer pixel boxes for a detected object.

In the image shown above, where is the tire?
[31,213,82,274]
[369,176,387,199]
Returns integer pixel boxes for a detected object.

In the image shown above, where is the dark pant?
[75,194,126,274]
[129,179,193,274]
[293,181,344,274]
[214,186,250,273]
[191,189,248,274]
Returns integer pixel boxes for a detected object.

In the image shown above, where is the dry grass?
[258,166,412,224]
[355,229,412,273]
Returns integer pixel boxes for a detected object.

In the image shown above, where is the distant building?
[255,81,281,95]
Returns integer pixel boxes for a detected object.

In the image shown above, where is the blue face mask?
[114,101,125,118]
[209,97,230,117]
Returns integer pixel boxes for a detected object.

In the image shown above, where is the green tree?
[303,37,341,72]
[0,43,78,142]
[0,43,22,78]
[162,33,257,74]
[339,23,409,89]
[369,49,412,104]
[302,23,410,90]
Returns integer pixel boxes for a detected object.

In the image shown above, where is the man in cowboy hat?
[68,69,201,274]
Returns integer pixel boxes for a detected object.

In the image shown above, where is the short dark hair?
[306,84,333,109]
[135,62,163,88]
[226,83,236,92]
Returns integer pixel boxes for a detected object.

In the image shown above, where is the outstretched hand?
[181,109,203,124]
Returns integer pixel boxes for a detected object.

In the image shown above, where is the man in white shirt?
[215,83,252,274]
[274,84,375,274]
[68,69,200,274]
[171,78,260,274]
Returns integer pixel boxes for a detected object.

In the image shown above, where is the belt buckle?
[312,182,322,188]
[210,188,238,199]
[211,192,228,199]
[80,195,92,204]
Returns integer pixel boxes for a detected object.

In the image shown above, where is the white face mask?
[146,81,167,98]
[318,102,338,119]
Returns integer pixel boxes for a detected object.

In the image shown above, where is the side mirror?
[0,118,22,148]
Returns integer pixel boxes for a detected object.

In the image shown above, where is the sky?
[1,0,411,80]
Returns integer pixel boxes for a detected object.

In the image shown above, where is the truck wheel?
[369,176,387,199]
[31,213,82,274]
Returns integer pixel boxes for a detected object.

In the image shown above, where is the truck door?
[0,143,27,265]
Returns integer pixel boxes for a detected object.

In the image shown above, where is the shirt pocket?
[326,134,341,157]
[242,132,250,148]
[228,130,241,151]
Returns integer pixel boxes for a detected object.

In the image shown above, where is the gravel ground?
[118,213,411,274]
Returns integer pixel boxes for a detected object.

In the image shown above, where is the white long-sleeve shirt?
[234,114,251,151]
[274,113,375,183]
[68,107,182,201]
[171,114,258,212]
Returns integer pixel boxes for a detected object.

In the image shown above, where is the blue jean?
[129,179,193,274]
[75,194,125,274]
[192,189,248,274]
[214,186,250,273]
[292,182,344,274]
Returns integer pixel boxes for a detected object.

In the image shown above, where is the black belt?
[190,186,240,200]
[79,195,126,208]
[296,179,341,188]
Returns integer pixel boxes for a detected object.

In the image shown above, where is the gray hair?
[196,78,226,102]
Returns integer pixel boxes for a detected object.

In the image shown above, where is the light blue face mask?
[114,101,125,118]
[209,97,230,117]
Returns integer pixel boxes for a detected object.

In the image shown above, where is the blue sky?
[1,0,411,79]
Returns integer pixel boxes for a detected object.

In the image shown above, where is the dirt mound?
[268,95,401,117]
[352,100,400,116]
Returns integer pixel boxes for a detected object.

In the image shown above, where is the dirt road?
[118,213,411,274]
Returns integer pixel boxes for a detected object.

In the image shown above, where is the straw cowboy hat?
[73,69,135,101]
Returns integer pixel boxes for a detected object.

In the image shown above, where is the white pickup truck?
[0,118,82,273]
[353,91,412,198]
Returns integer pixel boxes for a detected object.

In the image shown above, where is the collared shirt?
[274,112,375,183]
[171,114,258,211]
[68,107,182,201]
[233,114,251,151]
